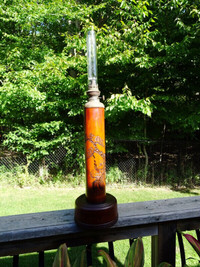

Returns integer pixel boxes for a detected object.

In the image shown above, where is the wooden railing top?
[0,196,200,257]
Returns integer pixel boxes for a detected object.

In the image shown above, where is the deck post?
[157,221,177,266]
[151,235,158,267]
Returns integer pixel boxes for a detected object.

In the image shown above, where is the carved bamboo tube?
[85,106,106,204]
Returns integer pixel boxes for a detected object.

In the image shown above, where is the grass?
[0,184,200,266]
[1,184,199,216]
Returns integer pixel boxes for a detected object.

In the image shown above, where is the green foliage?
[157,263,172,267]
[176,231,200,266]
[124,237,144,267]
[99,238,170,267]
[0,0,200,165]
[106,166,127,184]
[98,250,117,267]
[0,0,86,166]
[54,239,144,267]
[183,233,200,258]
[0,164,40,187]
[53,244,87,267]
[0,162,84,188]
[53,244,71,267]
[99,237,172,267]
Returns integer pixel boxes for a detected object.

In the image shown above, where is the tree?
[0,0,199,171]
[0,0,87,170]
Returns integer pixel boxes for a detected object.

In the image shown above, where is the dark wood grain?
[157,221,176,266]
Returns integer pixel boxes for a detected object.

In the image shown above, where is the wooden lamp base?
[74,193,118,229]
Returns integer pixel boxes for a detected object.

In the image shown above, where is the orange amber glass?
[85,107,106,204]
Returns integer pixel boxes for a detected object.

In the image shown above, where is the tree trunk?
[143,115,148,183]
[143,143,148,183]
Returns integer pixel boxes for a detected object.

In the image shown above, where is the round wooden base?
[74,193,118,229]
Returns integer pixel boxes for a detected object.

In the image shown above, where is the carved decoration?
[86,133,105,192]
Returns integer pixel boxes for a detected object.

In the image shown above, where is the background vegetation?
[0,0,200,184]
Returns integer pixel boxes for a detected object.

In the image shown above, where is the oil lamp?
[74,30,118,229]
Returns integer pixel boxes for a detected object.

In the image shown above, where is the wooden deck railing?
[1,196,200,266]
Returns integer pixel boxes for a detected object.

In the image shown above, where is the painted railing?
[0,196,200,267]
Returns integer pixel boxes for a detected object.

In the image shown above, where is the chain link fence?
[0,141,200,186]
[0,146,67,174]
[107,140,200,186]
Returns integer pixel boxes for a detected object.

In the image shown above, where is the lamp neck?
[85,85,104,108]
